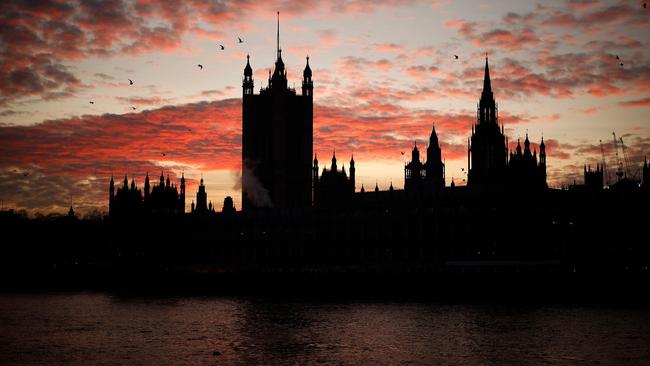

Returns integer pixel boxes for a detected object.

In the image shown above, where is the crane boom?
[599,140,609,186]
[613,132,624,181]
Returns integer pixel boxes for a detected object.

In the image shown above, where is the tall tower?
[405,142,424,191]
[109,175,114,216]
[424,123,445,191]
[302,56,313,97]
[349,154,355,191]
[196,176,208,213]
[241,12,313,211]
[243,55,253,95]
[540,137,547,185]
[180,172,186,214]
[468,56,507,190]
[144,172,150,200]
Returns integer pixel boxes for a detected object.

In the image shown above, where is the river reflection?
[1,293,649,365]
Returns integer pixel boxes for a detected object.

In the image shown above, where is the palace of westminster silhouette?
[107,24,649,220]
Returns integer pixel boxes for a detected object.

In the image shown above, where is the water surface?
[1,293,649,365]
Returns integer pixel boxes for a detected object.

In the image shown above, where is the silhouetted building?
[222,196,236,214]
[404,124,445,192]
[314,152,355,208]
[242,13,313,211]
[109,172,185,219]
[584,164,604,191]
[643,157,649,192]
[507,134,547,190]
[468,57,546,191]
[192,176,209,214]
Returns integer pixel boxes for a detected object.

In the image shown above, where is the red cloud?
[619,97,650,108]
[0,0,426,107]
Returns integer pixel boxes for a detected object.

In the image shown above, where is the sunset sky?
[1,0,649,215]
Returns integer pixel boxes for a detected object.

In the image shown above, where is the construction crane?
[619,136,639,180]
[599,140,609,186]
[612,132,625,181]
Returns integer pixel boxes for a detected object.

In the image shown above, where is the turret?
[243,54,254,96]
[331,151,337,172]
[144,172,150,200]
[109,175,115,215]
[349,154,355,191]
[478,55,497,125]
[179,172,186,214]
[313,153,319,184]
[269,12,288,90]
[412,141,420,163]
[302,56,313,97]
[524,133,531,157]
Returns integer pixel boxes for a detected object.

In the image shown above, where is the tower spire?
[276,11,280,60]
[483,54,492,94]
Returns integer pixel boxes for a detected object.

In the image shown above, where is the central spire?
[483,54,492,94]
[276,11,280,60]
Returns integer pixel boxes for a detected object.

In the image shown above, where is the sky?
[0,0,649,216]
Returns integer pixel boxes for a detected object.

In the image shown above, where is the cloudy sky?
[0,0,648,215]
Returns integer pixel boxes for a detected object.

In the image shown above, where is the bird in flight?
[23,172,29,177]
[238,37,243,43]
[198,64,203,70]
[616,55,620,60]
[162,153,166,156]
[454,55,459,59]
[131,106,136,110]
[620,62,624,67]
[129,79,134,85]
[219,44,225,50]
[89,101,94,104]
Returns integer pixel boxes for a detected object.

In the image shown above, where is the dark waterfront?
[1,292,649,365]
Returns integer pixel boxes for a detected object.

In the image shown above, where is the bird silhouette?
[454,55,459,59]
[198,64,203,70]
[89,101,94,104]
[616,55,620,60]
[238,37,243,43]
[162,153,166,156]
[219,44,225,50]
[128,79,134,85]
[620,62,624,67]
[23,172,29,177]
[131,106,136,110]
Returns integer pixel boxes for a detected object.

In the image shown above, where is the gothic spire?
[276,11,280,60]
[483,54,492,94]
[244,54,252,77]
